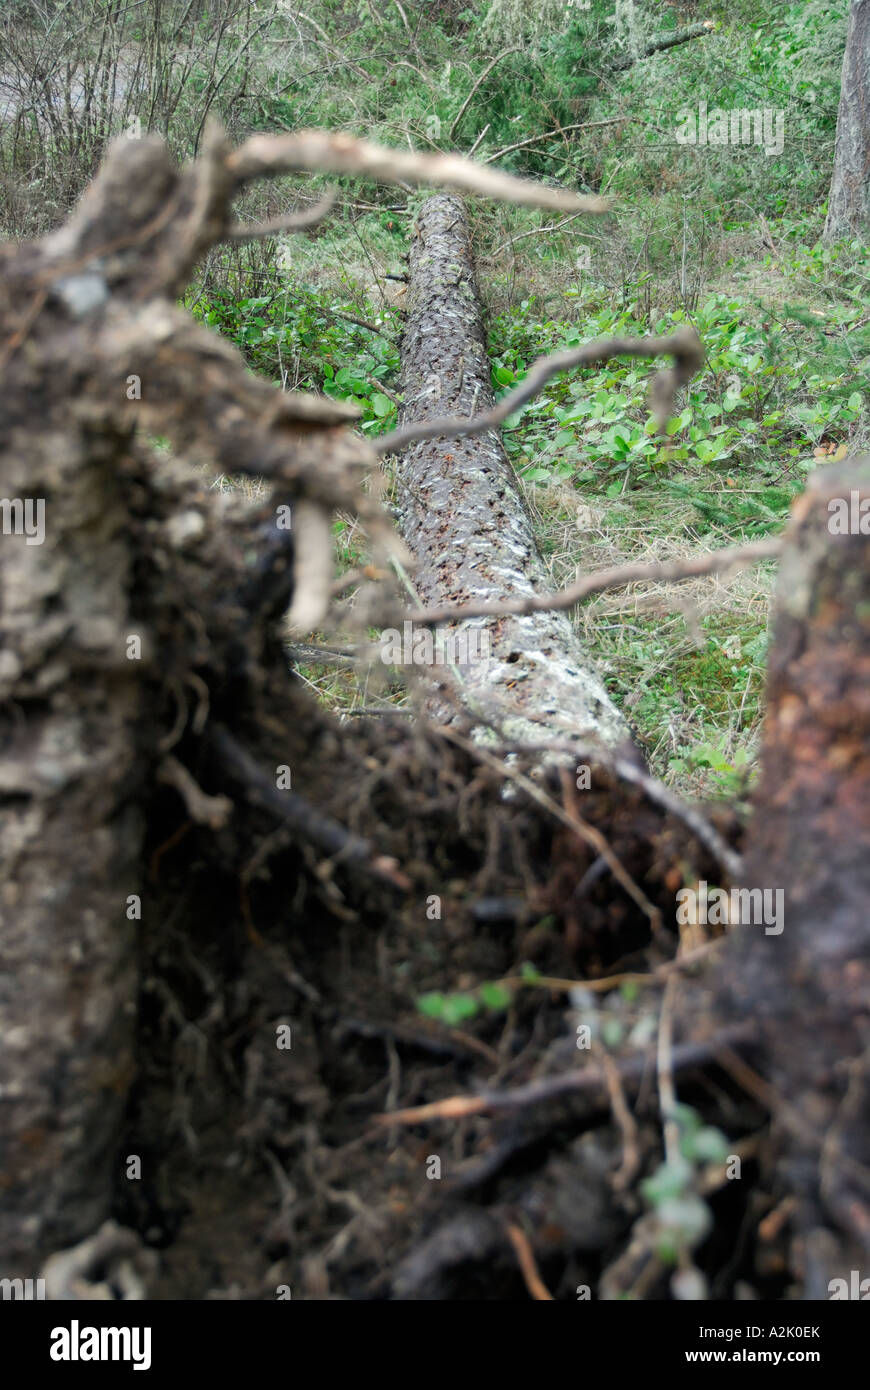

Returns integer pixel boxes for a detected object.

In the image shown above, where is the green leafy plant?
[190,284,401,435]
[417,980,514,1025]
[641,1105,729,1266]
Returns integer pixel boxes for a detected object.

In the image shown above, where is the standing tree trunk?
[824,0,870,243]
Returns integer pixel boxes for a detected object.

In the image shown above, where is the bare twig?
[437,726,662,933]
[495,939,727,997]
[375,325,703,455]
[558,764,662,933]
[227,130,611,214]
[467,124,490,157]
[502,734,743,879]
[449,49,523,141]
[486,212,592,261]
[158,756,233,829]
[601,1051,641,1191]
[391,0,411,31]
[657,973,681,1165]
[399,535,782,627]
[211,725,411,890]
[295,11,374,82]
[327,307,392,334]
[483,118,627,164]
[376,1024,757,1124]
[601,749,744,880]
[225,192,336,241]
[363,374,402,408]
[504,1223,554,1300]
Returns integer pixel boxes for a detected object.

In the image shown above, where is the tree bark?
[824,0,870,243]
[0,133,355,1279]
[719,458,870,1289]
[0,414,144,1273]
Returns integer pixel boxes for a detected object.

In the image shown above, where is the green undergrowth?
[489,283,869,495]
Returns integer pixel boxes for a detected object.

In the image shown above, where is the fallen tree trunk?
[394,193,631,752]
[611,22,714,71]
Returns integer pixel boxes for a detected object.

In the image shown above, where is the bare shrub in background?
[0,0,298,237]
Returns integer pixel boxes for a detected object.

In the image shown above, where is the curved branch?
[449,48,523,141]
[226,129,611,214]
[377,1024,757,1124]
[225,192,336,241]
[400,536,783,626]
[482,118,627,165]
[375,325,704,456]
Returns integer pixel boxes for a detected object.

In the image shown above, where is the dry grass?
[526,478,774,792]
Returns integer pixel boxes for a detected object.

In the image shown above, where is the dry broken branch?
[226,129,611,213]
[376,325,704,455]
[611,21,715,70]
[400,535,783,626]
[485,212,593,261]
[449,48,523,140]
[483,118,627,165]
[210,726,411,891]
[226,192,336,241]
